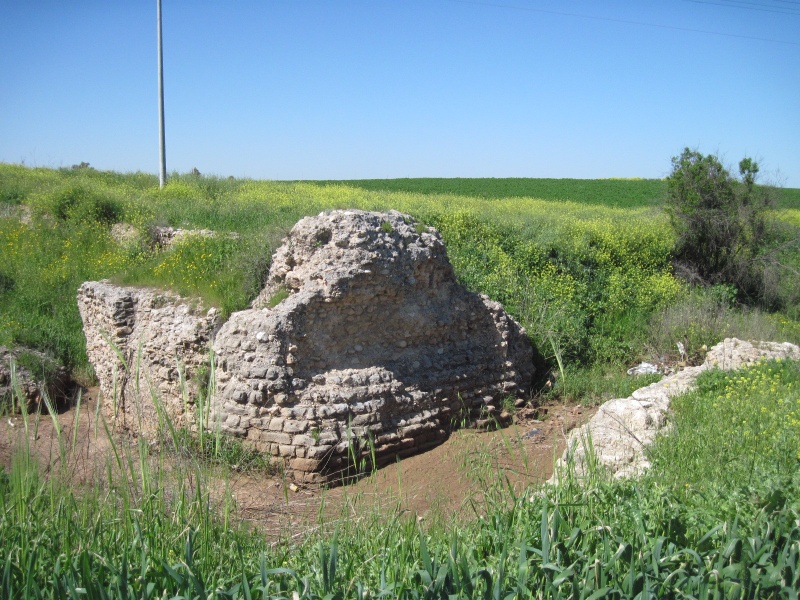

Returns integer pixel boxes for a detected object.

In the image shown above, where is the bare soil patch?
[0,388,595,539]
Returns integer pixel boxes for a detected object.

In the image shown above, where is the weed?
[172,427,277,475]
[1,356,800,596]
[267,284,290,308]
[14,350,60,387]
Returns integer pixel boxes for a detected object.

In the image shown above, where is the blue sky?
[1,1,798,186]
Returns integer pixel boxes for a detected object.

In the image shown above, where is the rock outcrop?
[212,210,534,482]
[554,338,800,481]
[0,346,73,411]
[78,210,535,482]
[77,281,221,433]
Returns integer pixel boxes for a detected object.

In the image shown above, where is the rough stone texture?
[212,209,535,483]
[0,346,72,411]
[77,281,221,433]
[78,210,535,482]
[553,338,800,481]
[151,226,239,248]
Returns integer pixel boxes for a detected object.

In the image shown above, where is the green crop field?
[1,163,800,597]
[307,177,800,209]
[305,177,668,208]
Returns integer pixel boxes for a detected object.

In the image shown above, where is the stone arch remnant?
[79,210,535,483]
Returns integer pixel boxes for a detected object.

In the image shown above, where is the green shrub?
[665,148,794,309]
[42,183,124,224]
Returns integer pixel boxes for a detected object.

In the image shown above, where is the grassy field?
[1,164,800,596]
[305,177,667,208]
[1,358,798,598]
[306,177,800,209]
[2,164,798,390]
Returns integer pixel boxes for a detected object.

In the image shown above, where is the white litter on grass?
[626,362,660,376]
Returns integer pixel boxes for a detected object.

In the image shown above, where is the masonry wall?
[78,281,220,433]
[78,210,536,484]
[211,210,535,483]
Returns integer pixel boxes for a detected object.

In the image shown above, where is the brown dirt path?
[0,388,595,539]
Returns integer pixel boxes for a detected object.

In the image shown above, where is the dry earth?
[0,387,594,539]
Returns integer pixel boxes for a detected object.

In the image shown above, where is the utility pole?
[157,0,167,187]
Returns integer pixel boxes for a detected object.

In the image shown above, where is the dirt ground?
[0,388,595,539]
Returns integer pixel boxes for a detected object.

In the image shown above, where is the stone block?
[290,457,321,472]
[283,419,308,434]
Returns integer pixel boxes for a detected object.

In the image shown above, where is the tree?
[665,148,778,307]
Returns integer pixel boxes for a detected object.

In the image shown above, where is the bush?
[644,285,799,364]
[35,182,124,225]
[665,148,789,308]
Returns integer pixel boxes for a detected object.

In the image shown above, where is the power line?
[447,0,800,46]
[684,0,800,16]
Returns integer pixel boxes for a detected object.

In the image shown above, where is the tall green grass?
[2,357,799,598]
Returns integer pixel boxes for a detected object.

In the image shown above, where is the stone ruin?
[78,282,221,432]
[553,338,800,482]
[78,210,535,483]
[0,346,73,411]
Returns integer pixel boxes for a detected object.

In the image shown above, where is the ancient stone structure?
[553,338,800,481]
[78,210,535,482]
[212,210,535,482]
[0,346,72,411]
[77,281,220,433]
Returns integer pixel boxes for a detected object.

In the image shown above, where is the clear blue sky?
[2,1,798,186]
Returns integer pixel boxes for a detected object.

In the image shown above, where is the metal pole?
[157,0,167,187]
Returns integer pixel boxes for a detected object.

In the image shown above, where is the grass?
[541,363,662,405]
[650,358,800,492]
[1,356,799,597]
[304,177,669,208]
[2,163,799,402]
[1,165,798,597]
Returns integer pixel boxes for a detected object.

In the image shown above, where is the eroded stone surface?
[212,210,534,482]
[78,210,535,483]
[553,338,800,481]
[77,281,221,433]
